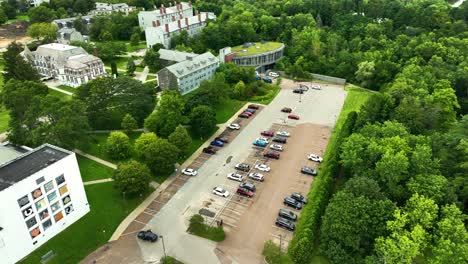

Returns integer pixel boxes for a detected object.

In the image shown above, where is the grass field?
[187,214,225,242]
[146,75,157,81]
[213,99,246,124]
[126,42,147,52]
[0,110,10,133]
[48,88,72,100]
[18,182,150,264]
[231,42,283,57]
[7,14,29,23]
[77,155,115,182]
[104,57,129,70]
[81,131,143,163]
[57,85,77,94]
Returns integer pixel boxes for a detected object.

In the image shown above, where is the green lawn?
[187,214,225,242]
[57,85,77,94]
[81,131,143,163]
[77,155,115,182]
[231,41,283,57]
[18,182,150,264]
[213,98,246,124]
[126,42,147,52]
[335,86,375,130]
[146,75,157,81]
[250,85,281,105]
[104,57,129,70]
[48,88,72,100]
[7,14,29,23]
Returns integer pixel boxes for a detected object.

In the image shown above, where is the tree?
[1,1,16,19]
[2,42,40,82]
[130,32,140,46]
[27,23,58,42]
[96,42,126,61]
[111,61,118,77]
[113,160,151,195]
[0,9,7,25]
[126,60,136,76]
[189,105,216,138]
[233,80,246,99]
[168,125,192,156]
[121,113,138,131]
[134,132,158,160]
[28,6,56,23]
[73,16,84,33]
[99,30,113,41]
[144,49,161,72]
[355,61,376,89]
[144,91,186,137]
[106,131,131,160]
[135,136,179,175]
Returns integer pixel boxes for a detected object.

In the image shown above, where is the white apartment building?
[23,43,106,88]
[145,12,216,48]
[27,0,49,7]
[90,2,136,16]
[157,51,219,94]
[0,143,90,264]
[138,2,193,29]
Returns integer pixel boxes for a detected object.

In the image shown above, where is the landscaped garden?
[77,155,115,182]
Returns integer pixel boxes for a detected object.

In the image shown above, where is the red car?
[288,114,300,120]
[243,111,253,116]
[248,104,260,109]
[203,146,217,154]
[264,151,280,159]
[281,107,292,113]
[261,130,274,137]
[236,187,254,197]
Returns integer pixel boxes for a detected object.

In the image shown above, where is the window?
[26,216,37,229]
[36,176,45,185]
[18,195,30,208]
[47,191,57,203]
[56,175,65,186]
[31,188,42,200]
[59,185,68,196]
[44,181,54,193]
[51,202,61,213]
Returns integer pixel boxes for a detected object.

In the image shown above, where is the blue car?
[255,75,261,80]
[253,139,267,147]
[262,77,273,83]
[210,140,224,147]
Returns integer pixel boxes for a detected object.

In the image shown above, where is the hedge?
[288,111,357,263]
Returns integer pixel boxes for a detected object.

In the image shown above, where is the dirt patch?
[0,21,31,49]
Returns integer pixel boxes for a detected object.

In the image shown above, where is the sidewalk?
[83,178,113,186]
[74,149,117,169]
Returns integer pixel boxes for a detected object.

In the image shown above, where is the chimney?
[179,13,182,19]
[165,24,169,32]
[205,12,208,19]
[198,13,201,22]
[195,10,198,15]
[156,20,160,26]
[185,17,188,26]
[177,20,181,29]
[160,6,164,13]
[188,2,192,7]
[172,16,175,21]
[152,21,156,27]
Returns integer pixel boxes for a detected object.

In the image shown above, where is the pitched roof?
[158,48,197,62]
[165,52,217,78]
[147,12,216,33]
[139,2,191,17]
[65,54,102,69]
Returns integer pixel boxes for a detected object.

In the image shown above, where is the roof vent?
[46,158,57,165]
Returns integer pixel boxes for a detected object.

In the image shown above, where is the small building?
[22,43,106,88]
[56,28,89,44]
[138,2,194,29]
[145,12,216,48]
[0,143,90,264]
[53,15,94,30]
[90,2,136,16]
[158,48,197,65]
[219,42,285,72]
[157,51,219,95]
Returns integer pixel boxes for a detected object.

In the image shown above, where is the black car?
[137,230,158,242]
[245,108,256,114]
[248,104,260,109]
[284,197,302,210]
[301,166,317,176]
[293,88,304,94]
[275,217,295,231]
[239,182,256,192]
[272,136,287,144]
[279,209,297,221]
[291,193,307,204]
[203,146,217,154]
[235,163,250,172]
[238,113,250,118]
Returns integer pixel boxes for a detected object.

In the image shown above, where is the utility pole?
[160,235,167,260]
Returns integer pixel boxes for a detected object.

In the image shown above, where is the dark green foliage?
[96,42,126,61]
[2,42,40,82]
[168,125,192,156]
[144,91,185,138]
[189,105,217,138]
[113,160,151,195]
[106,131,131,160]
[28,6,56,23]
[187,214,225,242]
[143,49,161,73]
[89,13,138,41]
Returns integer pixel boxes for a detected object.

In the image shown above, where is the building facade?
[219,43,285,72]
[90,2,136,16]
[157,52,219,95]
[23,43,106,88]
[0,143,90,264]
[53,16,93,30]
[138,2,193,29]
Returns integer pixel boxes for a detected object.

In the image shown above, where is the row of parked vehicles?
[238,104,260,119]
[300,154,323,176]
[253,129,291,159]
[275,192,308,231]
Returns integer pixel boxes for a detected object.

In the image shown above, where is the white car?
[248,172,264,181]
[269,72,279,78]
[276,131,290,137]
[270,144,283,151]
[228,123,241,130]
[227,173,243,182]
[308,154,323,162]
[256,137,270,143]
[212,187,229,197]
[311,84,322,90]
[182,168,198,176]
[255,164,271,172]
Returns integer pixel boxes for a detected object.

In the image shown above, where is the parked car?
[238,113,250,118]
[235,163,250,172]
[281,107,292,113]
[311,84,322,90]
[279,209,297,221]
[262,77,273,83]
[210,140,224,147]
[283,197,302,210]
[261,130,275,137]
[269,71,280,78]
[215,136,229,143]
[248,104,260,109]
[275,217,295,231]
[257,137,270,143]
[276,131,290,137]
[227,173,243,182]
[228,123,241,130]
[212,187,229,197]
[248,172,264,181]
[299,84,309,91]
[236,187,254,197]
[308,153,323,162]
[291,193,307,204]
[137,230,158,242]
[270,144,283,151]
[255,164,271,172]
[264,151,280,159]
[255,75,261,80]
[202,146,217,154]
[239,182,256,192]
[293,88,304,94]
[301,166,317,176]
[245,108,256,114]
[272,136,287,144]
[288,114,300,120]
[182,168,198,176]
[253,139,268,147]
[242,111,253,116]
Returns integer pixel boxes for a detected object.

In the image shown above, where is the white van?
[268,71,279,78]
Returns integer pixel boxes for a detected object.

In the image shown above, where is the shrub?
[106,131,131,160]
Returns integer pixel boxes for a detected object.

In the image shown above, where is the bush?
[187,214,225,242]
[262,240,294,264]
[106,131,131,160]
[113,160,151,195]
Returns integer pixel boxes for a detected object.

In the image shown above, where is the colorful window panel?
[47,191,57,203]
[54,212,64,223]
[31,188,42,200]
[44,181,54,193]
[59,185,68,196]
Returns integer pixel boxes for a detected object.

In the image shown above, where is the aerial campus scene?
[0,0,467,264]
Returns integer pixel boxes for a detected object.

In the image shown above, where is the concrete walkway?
[87,128,147,134]
[48,86,73,96]
[138,66,149,82]
[83,178,114,185]
[74,149,117,169]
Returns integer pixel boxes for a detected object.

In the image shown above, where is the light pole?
[160,235,167,260]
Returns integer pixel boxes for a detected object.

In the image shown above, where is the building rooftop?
[0,144,71,192]
[231,42,284,57]
[159,48,197,62]
[139,2,191,17]
[0,144,26,165]
[39,43,77,51]
[165,52,217,78]
[147,12,215,33]
[53,15,94,24]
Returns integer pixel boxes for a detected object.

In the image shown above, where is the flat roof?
[0,144,71,192]
[39,43,77,51]
[0,145,25,165]
[231,42,283,57]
